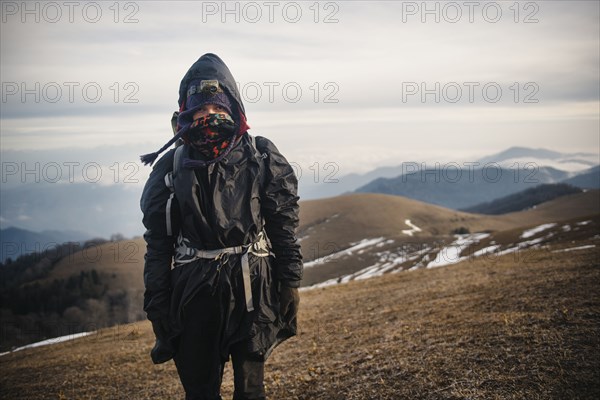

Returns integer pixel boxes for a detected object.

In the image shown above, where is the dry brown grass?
[24,191,599,294]
[39,238,147,291]
[502,190,600,226]
[298,193,509,248]
[298,191,599,262]
[2,245,598,399]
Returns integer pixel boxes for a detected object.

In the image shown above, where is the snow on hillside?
[302,219,598,291]
[426,233,490,268]
[0,331,96,357]
[303,237,386,268]
[552,245,596,253]
[521,223,557,239]
[401,219,422,236]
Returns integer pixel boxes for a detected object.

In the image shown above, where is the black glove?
[279,285,300,325]
[150,319,175,364]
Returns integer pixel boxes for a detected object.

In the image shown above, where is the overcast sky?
[1,0,599,178]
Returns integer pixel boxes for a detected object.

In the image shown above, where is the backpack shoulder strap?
[165,146,184,195]
[163,145,185,237]
[172,145,185,177]
[247,134,270,230]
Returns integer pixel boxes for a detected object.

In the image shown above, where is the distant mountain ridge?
[462,183,583,215]
[0,227,92,262]
[354,166,573,210]
[354,158,599,210]
[1,147,597,237]
[561,166,600,189]
[0,182,143,239]
[476,147,598,174]
[300,146,598,200]
[477,146,565,164]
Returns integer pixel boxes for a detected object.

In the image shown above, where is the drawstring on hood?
[140,54,250,166]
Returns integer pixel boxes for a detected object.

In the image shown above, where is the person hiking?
[139,53,303,400]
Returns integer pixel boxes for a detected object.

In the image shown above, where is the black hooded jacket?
[140,54,302,357]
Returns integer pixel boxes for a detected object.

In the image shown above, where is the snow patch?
[552,245,596,253]
[302,243,432,289]
[0,331,96,357]
[303,238,386,268]
[496,246,520,256]
[520,223,557,239]
[376,239,394,248]
[401,219,422,236]
[426,233,490,268]
[472,245,501,257]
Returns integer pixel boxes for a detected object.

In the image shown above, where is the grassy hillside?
[0,238,148,352]
[41,237,147,293]
[2,190,597,351]
[501,190,600,226]
[38,190,597,292]
[298,191,599,286]
[299,191,599,258]
[1,243,598,399]
[299,192,509,240]
[28,190,600,289]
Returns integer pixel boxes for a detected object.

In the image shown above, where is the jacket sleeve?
[140,149,178,321]
[257,137,303,288]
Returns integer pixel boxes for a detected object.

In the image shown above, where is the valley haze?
[0,146,597,241]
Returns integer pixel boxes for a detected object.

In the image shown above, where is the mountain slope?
[0,237,147,351]
[477,146,564,163]
[501,190,600,226]
[301,147,598,200]
[2,190,597,349]
[561,165,600,189]
[0,227,92,262]
[16,190,600,293]
[0,182,143,239]
[1,244,598,399]
[299,193,508,242]
[299,191,599,286]
[40,237,146,290]
[299,191,599,253]
[462,183,582,214]
[354,166,571,209]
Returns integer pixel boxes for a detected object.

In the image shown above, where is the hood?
[178,53,246,117]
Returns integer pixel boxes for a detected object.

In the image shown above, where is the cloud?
[0,0,598,168]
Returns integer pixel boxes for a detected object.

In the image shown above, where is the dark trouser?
[173,286,266,400]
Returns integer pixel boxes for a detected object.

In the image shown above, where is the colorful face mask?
[186,113,237,158]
